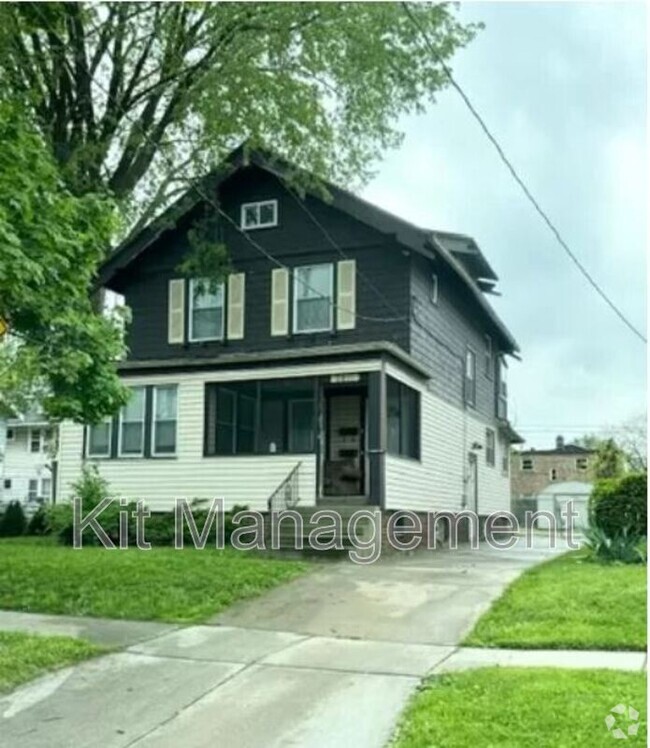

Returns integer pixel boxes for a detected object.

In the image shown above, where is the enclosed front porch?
[203,371,384,506]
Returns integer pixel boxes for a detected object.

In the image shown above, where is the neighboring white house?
[0,412,56,511]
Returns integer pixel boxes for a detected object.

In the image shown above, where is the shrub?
[590,473,647,538]
[51,485,250,548]
[47,464,117,545]
[0,501,26,536]
[584,525,646,564]
[26,506,49,536]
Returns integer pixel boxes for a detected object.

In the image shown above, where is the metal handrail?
[267,462,302,513]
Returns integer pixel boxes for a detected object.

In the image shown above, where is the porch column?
[367,370,386,507]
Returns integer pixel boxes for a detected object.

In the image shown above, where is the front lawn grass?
[465,551,646,650]
[390,668,647,748]
[0,631,102,694]
[0,540,308,623]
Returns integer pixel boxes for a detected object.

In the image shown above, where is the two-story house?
[1,411,56,512]
[511,435,596,499]
[57,147,522,524]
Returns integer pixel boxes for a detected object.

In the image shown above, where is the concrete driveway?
[0,536,567,748]
[214,535,564,645]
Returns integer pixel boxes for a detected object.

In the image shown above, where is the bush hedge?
[590,473,647,538]
[0,501,26,536]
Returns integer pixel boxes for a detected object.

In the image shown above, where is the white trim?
[293,263,334,334]
[27,478,39,501]
[431,273,439,305]
[152,384,178,457]
[484,334,493,378]
[464,347,477,407]
[86,419,112,459]
[189,278,225,343]
[118,386,145,458]
[29,428,43,453]
[240,199,278,230]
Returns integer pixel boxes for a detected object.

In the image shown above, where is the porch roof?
[117,341,431,378]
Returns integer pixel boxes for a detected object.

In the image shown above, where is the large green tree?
[0,102,127,423]
[0,2,477,422]
[0,2,478,230]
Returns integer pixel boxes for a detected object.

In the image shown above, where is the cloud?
[363,1,646,447]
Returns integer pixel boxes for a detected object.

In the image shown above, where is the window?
[119,387,145,457]
[386,377,420,459]
[464,349,476,407]
[87,419,112,458]
[205,378,316,456]
[289,400,315,453]
[576,457,588,471]
[152,385,178,456]
[431,274,439,305]
[30,429,43,453]
[41,477,52,501]
[3,479,11,490]
[497,357,508,419]
[240,200,278,230]
[549,467,558,481]
[293,264,333,333]
[484,335,493,378]
[522,457,533,471]
[486,429,496,466]
[189,279,224,342]
[6,428,14,442]
[28,479,38,501]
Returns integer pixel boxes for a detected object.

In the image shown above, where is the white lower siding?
[57,359,379,511]
[384,362,510,515]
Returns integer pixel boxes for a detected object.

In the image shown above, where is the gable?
[99,146,518,353]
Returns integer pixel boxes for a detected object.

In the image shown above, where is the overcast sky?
[363,1,647,448]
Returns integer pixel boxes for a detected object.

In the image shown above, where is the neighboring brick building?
[511,435,596,498]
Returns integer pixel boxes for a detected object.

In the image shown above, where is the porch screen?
[386,376,420,460]
[205,378,316,456]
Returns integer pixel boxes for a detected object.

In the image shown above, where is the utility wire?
[401,2,646,345]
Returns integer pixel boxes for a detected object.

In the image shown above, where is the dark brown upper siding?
[114,166,411,362]
[409,252,504,422]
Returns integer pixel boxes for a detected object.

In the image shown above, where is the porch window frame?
[86,419,113,459]
[118,385,146,458]
[151,384,178,457]
[205,378,318,457]
[386,376,421,461]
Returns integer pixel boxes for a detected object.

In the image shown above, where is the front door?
[322,390,366,497]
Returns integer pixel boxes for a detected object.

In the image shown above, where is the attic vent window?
[241,200,278,230]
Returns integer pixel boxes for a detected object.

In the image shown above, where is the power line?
[401,2,647,345]
[275,177,408,322]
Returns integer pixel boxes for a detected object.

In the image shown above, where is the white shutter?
[336,260,356,330]
[168,279,185,344]
[271,268,289,336]
[227,273,246,340]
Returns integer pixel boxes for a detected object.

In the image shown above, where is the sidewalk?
[0,618,645,748]
[0,609,177,647]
